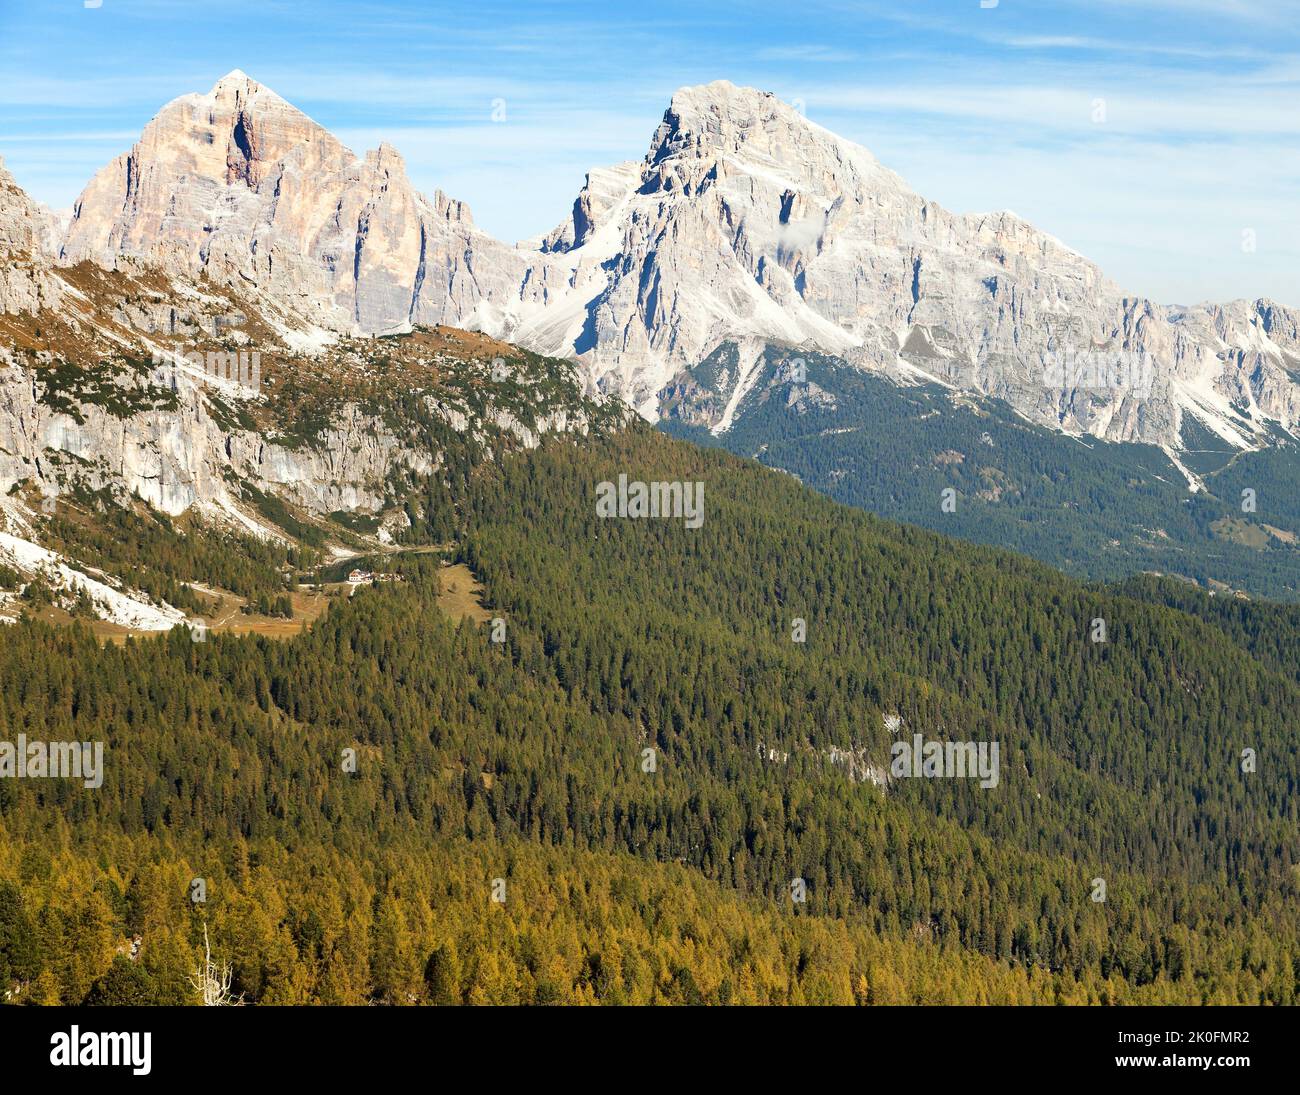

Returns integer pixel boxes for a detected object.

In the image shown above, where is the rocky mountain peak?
[60,70,356,268]
[54,72,534,336]
[0,156,64,316]
[210,68,261,93]
[657,80,803,153]
[540,161,641,253]
[647,81,895,198]
[0,155,40,255]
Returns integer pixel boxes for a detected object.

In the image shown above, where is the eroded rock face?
[0,351,606,537]
[0,156,63,315]
[0,358,424,521]
[0,156,42,255]
[538,161,642,254]
[0,234,605,535]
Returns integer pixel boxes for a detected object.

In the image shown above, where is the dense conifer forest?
[2,420,1298,1005]
[664,347,1300,601]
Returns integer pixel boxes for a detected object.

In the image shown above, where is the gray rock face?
[0,354,423,524]
[0,156,41,255]
[50,74,1300,453]
[537,161,642,254]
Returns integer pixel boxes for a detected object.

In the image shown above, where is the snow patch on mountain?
[0,529,186,630]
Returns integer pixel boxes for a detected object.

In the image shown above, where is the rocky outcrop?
[60,71,539,337]
[0,156,63,315]
[0,156,42,256]
[0,357,421,522]
[0,350,604,530]
[537,161,641,254]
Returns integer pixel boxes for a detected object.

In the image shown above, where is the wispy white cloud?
[1083,0,1286,19]
[808,79,1300,138]
[998,34,1264,60]
[754,45,858,63]
[0,132,139,144]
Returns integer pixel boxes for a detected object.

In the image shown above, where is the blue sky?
[1,0,1296,306]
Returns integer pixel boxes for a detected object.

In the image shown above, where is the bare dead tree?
[188,922,244,1006]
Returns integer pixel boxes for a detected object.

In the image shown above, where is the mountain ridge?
[29,71,1300,455]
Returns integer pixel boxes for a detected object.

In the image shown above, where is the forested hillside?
[2,419,1298,1005]
[663,346,1300,600]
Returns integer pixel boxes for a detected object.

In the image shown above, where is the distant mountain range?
[41,70,1300,457]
